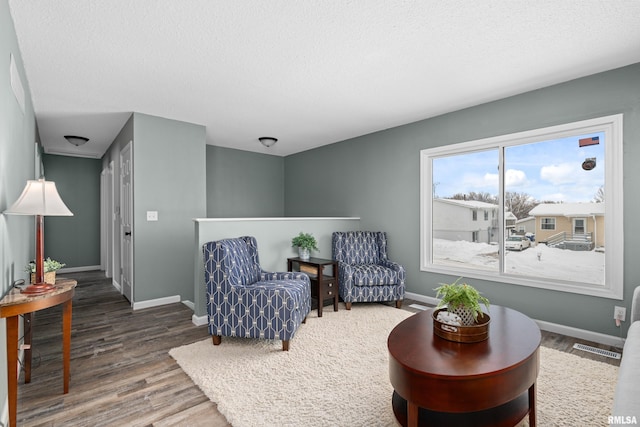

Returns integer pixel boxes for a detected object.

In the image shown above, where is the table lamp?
[3,179,73,295]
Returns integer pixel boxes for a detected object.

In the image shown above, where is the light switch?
[146,211,158,221]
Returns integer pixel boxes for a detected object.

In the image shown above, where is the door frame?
[100,162,115,278]
[573,217,586,235]
[120,141,134,304]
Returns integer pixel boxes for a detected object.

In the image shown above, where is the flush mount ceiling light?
[64,135,89,146]
[259,137,277,148]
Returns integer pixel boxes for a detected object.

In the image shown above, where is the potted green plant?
[291,232,319,260]
[434,277,490,326]
[25,257,65,284]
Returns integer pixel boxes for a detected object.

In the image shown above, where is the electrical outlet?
[146,211,158,221]
[614,306,626,322]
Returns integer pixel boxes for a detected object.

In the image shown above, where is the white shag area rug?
[170,304,619,427]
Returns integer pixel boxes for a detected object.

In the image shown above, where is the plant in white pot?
[291,232,318,260]
[25,257,65,284]
[434,277,490,326]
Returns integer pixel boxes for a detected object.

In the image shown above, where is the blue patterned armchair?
[332,231,405,310]
[203,236,311,351]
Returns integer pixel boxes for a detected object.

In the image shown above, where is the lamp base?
[21,282,56,296]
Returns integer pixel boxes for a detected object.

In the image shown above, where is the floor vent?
[408,303,429,311]
[573,343,621,360]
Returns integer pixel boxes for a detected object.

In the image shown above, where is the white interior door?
[120,142,134,303]
[100,162,115,278]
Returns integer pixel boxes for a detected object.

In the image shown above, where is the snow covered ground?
[433,238,604,285]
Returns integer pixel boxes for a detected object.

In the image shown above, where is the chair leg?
[302,316,307,324]
[345,302,352,310]
[395,300,403,309]
[212,335,221,346]
[282,340,290,351]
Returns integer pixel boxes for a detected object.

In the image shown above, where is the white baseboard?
[111,279,121,292]
[405,291,439,307]
[192,313,208,326]
[133,295,181,311]
[404,291,625,348]
[182,300,195,311]
[58,265,101,273]
[535,319,625,348]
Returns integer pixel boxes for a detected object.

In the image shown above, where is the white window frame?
[420,114,624,299]
[541,218,556,231]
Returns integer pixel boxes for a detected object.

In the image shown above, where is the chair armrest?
[261,271,310,284]
[335,261,356,291]
[380,260,404,272]
[631,286,640,324]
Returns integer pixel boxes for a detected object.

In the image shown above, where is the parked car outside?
[505,235,531,251]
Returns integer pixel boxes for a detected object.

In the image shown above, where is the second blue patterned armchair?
[203,236,311,351]
[332,231,405,310]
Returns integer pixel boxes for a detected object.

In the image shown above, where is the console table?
[287,257,338,317]
[0,277,76,427]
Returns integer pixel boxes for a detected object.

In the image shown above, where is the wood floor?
[17,271,622,426]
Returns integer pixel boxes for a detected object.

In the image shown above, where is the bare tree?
[593,185,605,202]
[505,192,538,219]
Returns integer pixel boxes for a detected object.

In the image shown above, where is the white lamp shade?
[4,179,73,216]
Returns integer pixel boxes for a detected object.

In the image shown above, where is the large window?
[420,115,623,299]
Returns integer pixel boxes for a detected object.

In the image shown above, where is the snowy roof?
[434,198,498,209]
[515,216,535,224]
[528,202,604,217]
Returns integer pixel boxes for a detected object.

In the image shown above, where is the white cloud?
[505,169,527,187]
[540,163,576,185]
[466,169,526,189]
[481,173,498,187]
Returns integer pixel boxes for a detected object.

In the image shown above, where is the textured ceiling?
[8,1,640,158]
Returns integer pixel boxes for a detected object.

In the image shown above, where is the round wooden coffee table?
[388,305,540,427]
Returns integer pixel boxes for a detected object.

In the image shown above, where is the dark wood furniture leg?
[6,315,18,427]
[62,299,72,393]
[212,335,221,345]
[407,401,419,427]
[529,382,537,427]
[24,312,32,383]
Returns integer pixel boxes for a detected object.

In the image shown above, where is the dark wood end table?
[287,257,338,317]
[0,277,76,427]
[388,306,541,427]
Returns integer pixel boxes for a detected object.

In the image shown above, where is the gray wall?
[0,0,36,420]
[206,145,284,217]
[132,113,207,302]
[42,154,102,269]
[102,113,207,304]
[285,63,640,338]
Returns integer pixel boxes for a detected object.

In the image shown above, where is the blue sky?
[432,132,605,203]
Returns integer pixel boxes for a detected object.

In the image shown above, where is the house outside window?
[420,114,623,299]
